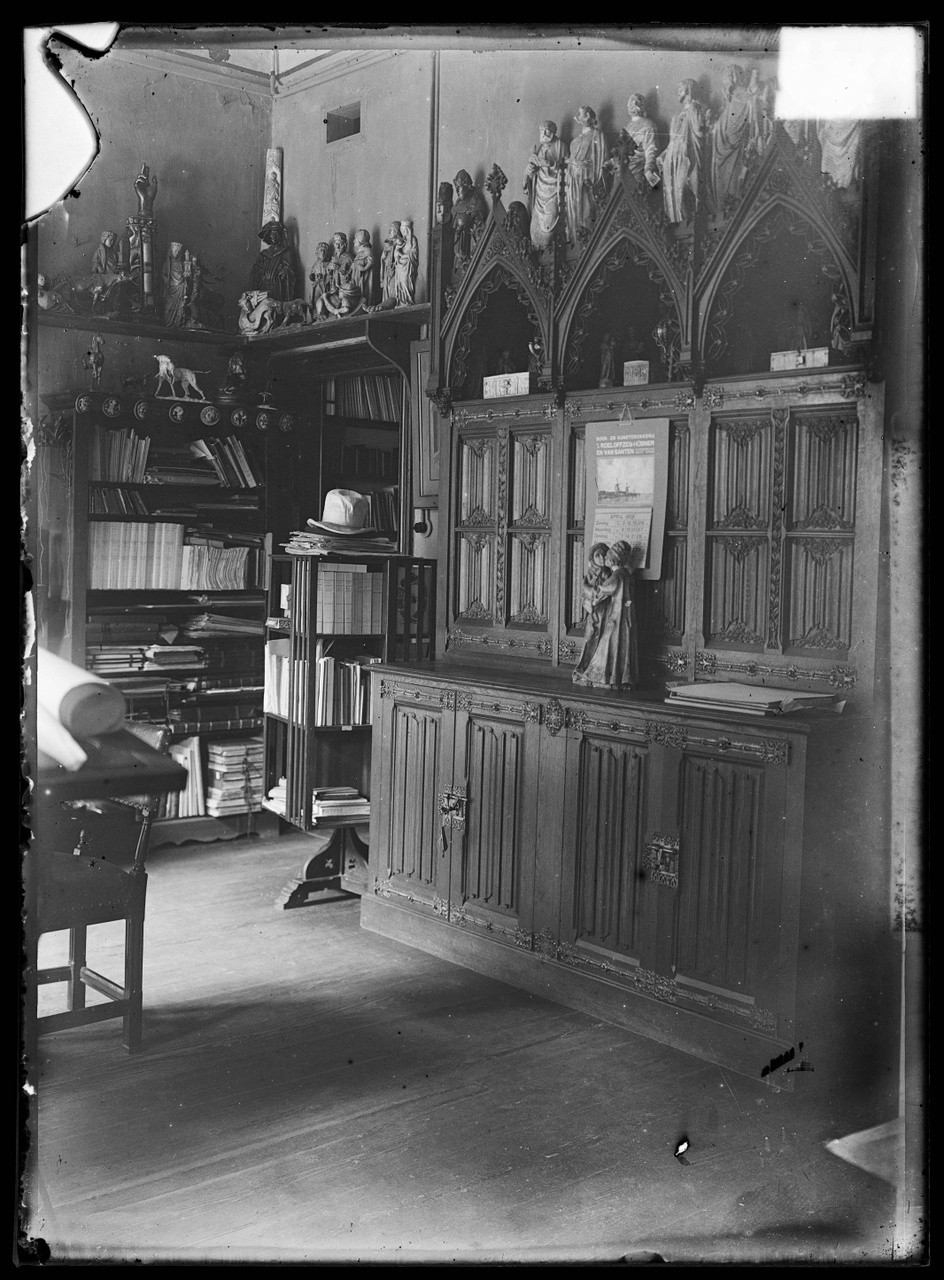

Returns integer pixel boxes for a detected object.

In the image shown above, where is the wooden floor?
[22,833,902,1265]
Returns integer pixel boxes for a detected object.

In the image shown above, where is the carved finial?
[485,164,508,200]
[426,386,453,418]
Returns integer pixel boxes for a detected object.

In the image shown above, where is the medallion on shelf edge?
[133,399,150,421]
[279,413,294,433]
[200,405,220,427]
[255,411,272,431]
[102,397,122,418]
[168,403,185,423]
[74,394,91,413]
[230,409,248,428]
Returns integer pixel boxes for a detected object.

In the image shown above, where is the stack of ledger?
[664,682,842,716]
[205,736,264,816]
[311,786,370,821]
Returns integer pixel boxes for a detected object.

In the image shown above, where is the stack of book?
[311,786,370,821]
[88,522,186,589]
[168,694,262,734]
[664,683,843,717]
[263,778,288,817]
[86,642,207,676]
[87,611,170,648]
[205,736,264,816]
[179,612,265,637]
[313,652,378,726]
[314,563,385,633]
[90,426,151,483]
[162,735,205,817]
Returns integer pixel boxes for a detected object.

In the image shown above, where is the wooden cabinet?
[365,663,822,1083]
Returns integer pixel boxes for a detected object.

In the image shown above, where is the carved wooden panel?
[567,534,586,632]
[784,537,854,652]
[704,536,768,648]
[668,422,690,531]
[708,417,772,530]
[788,412,858,531]
[572,738,649,957]
[675,755,763,996]
[387,705,443,887]
[570,425,586,528]
[456,532,495,621]
[510,431,551,526]
[458,435,496,525]
[508,532,550,626]
[643,534,687,644]
[457,717,523,916]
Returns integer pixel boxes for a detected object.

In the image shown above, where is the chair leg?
[122,915,144,1052]
[67,927,88,1011]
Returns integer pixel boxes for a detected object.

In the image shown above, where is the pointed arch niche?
[444,263,545,403]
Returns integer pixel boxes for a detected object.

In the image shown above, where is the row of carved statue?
[439,70,864,263]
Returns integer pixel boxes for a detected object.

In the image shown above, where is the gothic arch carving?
[694,129,863,364]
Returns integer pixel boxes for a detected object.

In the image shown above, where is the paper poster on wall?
[584,418,669,580]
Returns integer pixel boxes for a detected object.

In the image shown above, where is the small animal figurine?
[153,354,210,401]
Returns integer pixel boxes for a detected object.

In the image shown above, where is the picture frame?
[410,339,439,507]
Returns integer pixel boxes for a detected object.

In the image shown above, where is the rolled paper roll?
[36,647,127,738]
[36,704,88,772]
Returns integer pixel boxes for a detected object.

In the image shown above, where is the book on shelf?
[171,716,263,734]
[163,735,205,818]
[664,682,843,716]
[324,372,400,421]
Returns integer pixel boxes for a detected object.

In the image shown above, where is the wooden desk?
[36,728,187,804]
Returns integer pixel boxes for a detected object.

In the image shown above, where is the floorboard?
[23,833,900,1264]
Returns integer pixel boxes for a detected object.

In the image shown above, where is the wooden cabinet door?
[651,727,804,1045]
[447,689,541,941]
[369,675,452,911]
[556,707,658,973]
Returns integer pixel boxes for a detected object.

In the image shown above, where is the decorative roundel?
[168,403,185,423]
[102,397,122,418]
[278,413,294,433]
[200,405,221,426]
[75,394,92,413]
[230,409,248,428]
[133,399,150,421]
[255,411,271,432]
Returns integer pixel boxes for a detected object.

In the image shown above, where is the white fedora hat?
[307,489,378,536]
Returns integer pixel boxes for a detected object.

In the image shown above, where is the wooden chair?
[31,722,171,1052]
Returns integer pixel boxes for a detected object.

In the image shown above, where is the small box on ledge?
[623,361,650,386]
[770,347,829,372]
[483,372,530,399]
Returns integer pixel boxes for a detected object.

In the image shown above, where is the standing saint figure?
[658,80,708,224]
[710,65,765,215]
[380,222,403,305]
[523,120,568,251]
[309,242,333,319]
[452,170,489,274]
[566,105,606,245]
[572,540,639,690]
[161,241,189,328]
[622,94,661,189]
[351,230,376,307]
[598,333,615,387]
[394,219,419,306]
[250,220,296,302]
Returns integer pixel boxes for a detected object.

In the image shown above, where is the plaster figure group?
[572,541,639,690]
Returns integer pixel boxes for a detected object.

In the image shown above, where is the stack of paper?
[664,683,842,716]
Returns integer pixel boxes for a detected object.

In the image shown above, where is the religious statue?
[238,290,280,335]
[566,106,606,245]
[452,169,489,274]
[710,65,766,215]
[351,229,376,307]
[523,119,568,251]
[572,540,639,690]
[185,254,225,330]
[89,229,135,315]
[249,220,296,303]
[161,241,189,328]
[657,80,708,224]
[37,274,74,314]
[82,333,105,388]
[817,119,863,189]
[133,162,158,216]
[436,181,453,225]
[621,94,661,189]
[394,219,419,306]
[380,222,403,305]
[309,242,334,319]
[598,332,615,387]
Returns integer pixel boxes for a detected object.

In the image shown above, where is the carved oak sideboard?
[362,662,838,1085]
